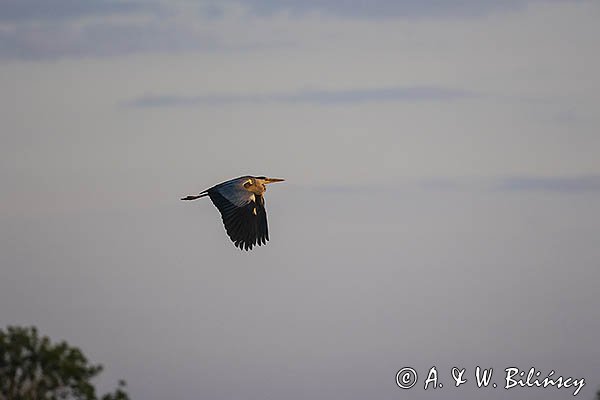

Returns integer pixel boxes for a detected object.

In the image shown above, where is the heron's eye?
[244,180,252,189]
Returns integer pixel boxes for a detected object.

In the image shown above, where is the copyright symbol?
[396,367,418,389]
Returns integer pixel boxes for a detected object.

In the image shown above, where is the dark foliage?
[0,326,129,400]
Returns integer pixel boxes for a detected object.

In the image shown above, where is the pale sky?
[1,1,599,399]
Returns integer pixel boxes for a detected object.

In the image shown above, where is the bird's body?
[182,176,284,250]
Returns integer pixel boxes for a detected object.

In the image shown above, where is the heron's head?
[254,176,285,191]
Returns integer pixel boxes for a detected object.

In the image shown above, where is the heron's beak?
[265,177,285,184]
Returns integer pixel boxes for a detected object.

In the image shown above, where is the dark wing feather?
[256,195,269,245]
[207,190,269,250]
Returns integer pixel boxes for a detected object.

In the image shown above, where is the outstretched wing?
[208,179,269,250]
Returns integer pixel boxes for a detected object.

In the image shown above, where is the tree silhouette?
[0,326,129,400]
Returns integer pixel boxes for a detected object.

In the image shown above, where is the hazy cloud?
[0,21,219,60]
[229,0,545,18]
[420,176,600,193]
[0,0,567,60]
[497,176,600,193]
[128,86,474,107]
[0,1,209,60]
[0,0,554,23]
[312,176,600,194]
[0,0,151,22]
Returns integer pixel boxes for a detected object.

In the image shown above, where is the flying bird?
[181,176,285,250]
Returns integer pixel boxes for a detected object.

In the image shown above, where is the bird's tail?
[181,191,208,201]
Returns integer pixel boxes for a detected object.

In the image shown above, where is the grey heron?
[181,176,285,250]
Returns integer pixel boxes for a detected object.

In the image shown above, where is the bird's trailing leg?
[181,192,208,201]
